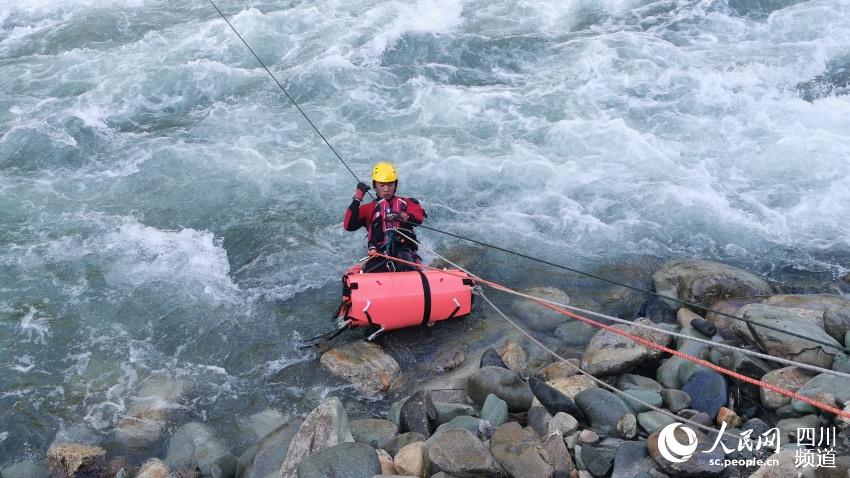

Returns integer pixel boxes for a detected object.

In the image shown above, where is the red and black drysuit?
[343,194,427,272]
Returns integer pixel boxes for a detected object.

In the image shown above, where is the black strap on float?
[416,270,432,326]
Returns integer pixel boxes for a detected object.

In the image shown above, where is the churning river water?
[1,0,849,463]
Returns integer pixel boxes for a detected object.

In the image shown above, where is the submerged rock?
[514,286,571,332]
[46,442,106,478]
[320,341,400,397]
[480,348,509,369]
[240,419,302,478]
[651,259,773,309]
[497,341,529,374]
[165,422,231,477]
[112,374,188,449]
[136,459,169,478]
[278,397,354,478]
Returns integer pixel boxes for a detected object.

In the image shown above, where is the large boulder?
[490,423,553,478]
[320,341,400,397]
[467,367,533,412]
[652,260,773,310]
[580,319,671,376]
[166,422,232,477]
[824,305,850,344]
[295,442,380,478]
[279,397,354,478]
[240,420,302,478]
[731,304,841,369]
[707,294,850,338]
[427,428,504,477]
[575,388,637,439]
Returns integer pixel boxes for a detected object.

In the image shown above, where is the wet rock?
[617,374,664,393]
[514,286,571,332]
[647,427,724,476]
[655,324,711,389]
[580,319,671,376]
[791,372,850,412]
[490,422,553,478]
[112,374,188,449]
[707,346,772,379]
[651,259,773,309]
[577,444,615,477]
[542,432,575,478]
[384,432,425,457]
[279,397,354,478]
[681,371,727,419]
[467,366,533,412]
[399,391,437,438]
[611,441,660,478]
[426,416,489,446]
[241,419,302,478]
[676,409,713,427]
[433,347,465,372]
[691,318,716,337]
[527,406,553,438]
[428,428,504,477]
[554,321,598,346]
[46,442,106,478]
[549,412,579,437]
[546,374,597,399]
[637,411,678,434]
[296,442,380,478]
[497,341,528,374]
[733,304,841,368]
[716,407,742,428]
[136,459,169,478]
[640,296,678,324]
[433,402,475,426]
[621,389,663,414]
[480,394,508,427]
[394,442,429,478]
[0,462,47,478]
[776,415,819,443]
[536,359,581,381]
[350,419,398,450]
[238,408,289,442]
[166,422,231,477]
[578,430,599,445]
[575,388,637,439]
[320,341,401,397]
[660,389,691,413]
[824,305,850,344]
[528,376,585,419]
[480,348,509,369]
[211,456,236,478]
[760,367,816,410]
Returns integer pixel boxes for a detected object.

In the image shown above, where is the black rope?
[208,0,848,356]
[404,220,850,355]
[207,0,374,199]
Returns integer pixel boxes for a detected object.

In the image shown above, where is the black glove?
[354,181,371,200]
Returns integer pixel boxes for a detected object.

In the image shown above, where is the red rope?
[368,251,850,419]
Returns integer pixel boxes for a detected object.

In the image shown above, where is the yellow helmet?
[371,162,398,183]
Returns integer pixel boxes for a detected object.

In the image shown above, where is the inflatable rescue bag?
[341,265,475,331]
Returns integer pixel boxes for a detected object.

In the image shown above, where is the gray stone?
[611,441,660,478]
[691,318,717,337]
[399,391,437,438]
[647,427,724,476]
[621,389,663,414]
[708,346,772,379]
[211,456,236,478]
[575,388,637,439]
[760,367,816,410]
[0,462,47,478]
[428,428,504,477]
[824,305,850,343]
[166,422,231,477]
[480,348,509,369]
[776,415,819,443]
[637,411,678,434]
[554,320,598,346]
[241,419,302,478]
[660,389,691,413]
[112,374,188,449]
[577,445,615,477]
[580,319,671,376]
[733,304,840,369]
[434,402,476,426]
[296,442,380,478]
[426,416,486,447]
[350,419,398,450]
[655,324,711,389]
[791,372,850,412]
[239,409,289,442]
[651,259,772,309]
[467,367,533,412]
[617,374,664,393]
[548,412,579,437]
[480,394,508,427]
[514,286,571,332]
[676,409,713,427]
[528,377,584,420]
[490,422,553,478]
[393,441,430,478]
[320,341,400,397]
[681,371,727,419]
[527,406,553,438]
[279,397,354,478]
[542,432,575,478]
[136,459,168,478]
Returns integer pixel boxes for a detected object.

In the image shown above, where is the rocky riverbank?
[3,259,850,478]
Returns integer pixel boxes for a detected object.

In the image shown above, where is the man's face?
[375,181,396,199]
